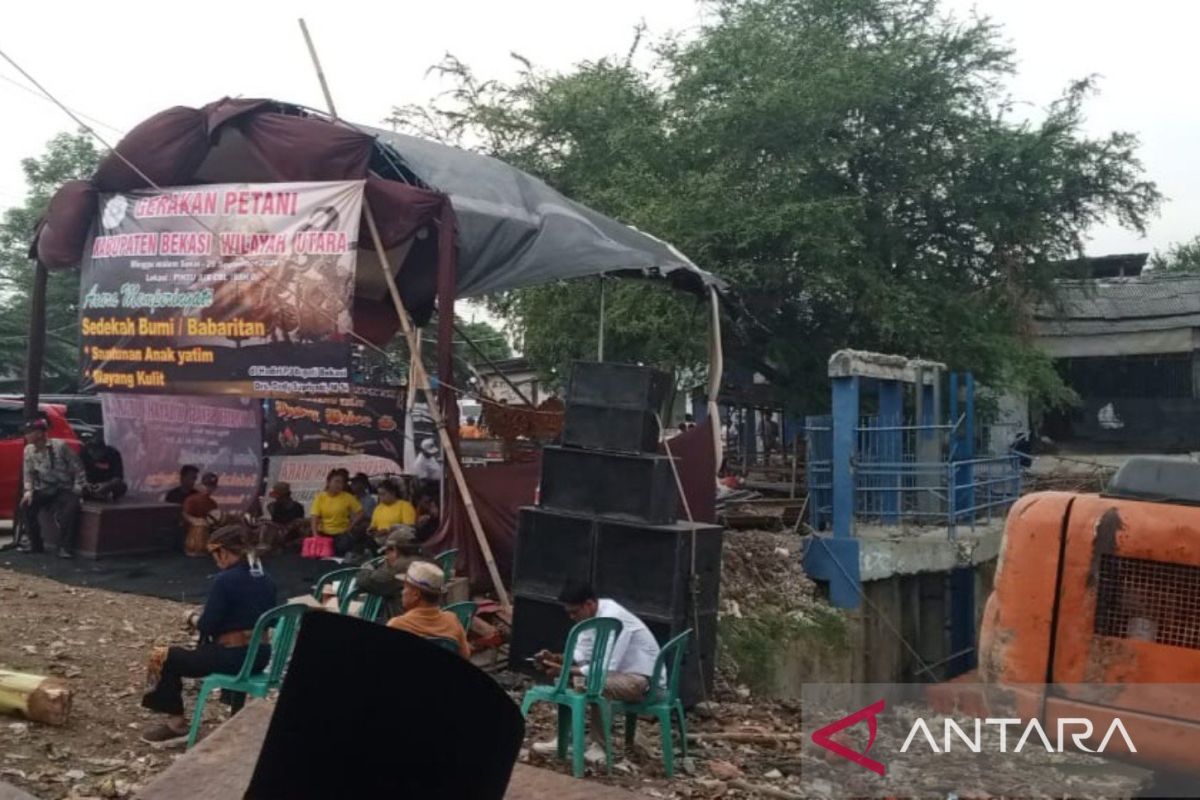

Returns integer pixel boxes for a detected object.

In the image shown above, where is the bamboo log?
[0,670,72,726]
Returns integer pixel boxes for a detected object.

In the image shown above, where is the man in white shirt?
[533,581,661,762]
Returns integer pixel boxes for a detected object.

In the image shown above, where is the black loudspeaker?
[645,612,718,708]
[511,508,595,597]
[540,446,677,524]
[593,520,723,622]
[247,611,523,799]
[562,404,660,453]
[509,592,573,668]
[567,361,672,413]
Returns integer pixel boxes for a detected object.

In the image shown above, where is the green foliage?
[358,315,512,387]
[398,0,1161,409]
[1150,236,1200,273]
[719,606,850,693]
[0,131,102,390]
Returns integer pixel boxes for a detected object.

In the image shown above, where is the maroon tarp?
[32,98,450,340]
[432,418,718,592]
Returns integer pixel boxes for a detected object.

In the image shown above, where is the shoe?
[530,741,606,766]
[57,547,74,559]
[16,543,44,554]
[584,744,607,766]
[140,723,188,748]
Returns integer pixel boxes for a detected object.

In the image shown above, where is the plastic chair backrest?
[312,566,359,606]
[427,635,461,653]
[648,629,692,703]
[363,555,386,570]
[444,601,476,631]
[231,603,308,684]
[344,588,384,621]
[433,549,458,582]
[553,617,623,697]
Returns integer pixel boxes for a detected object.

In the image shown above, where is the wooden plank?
[136,699,637,800]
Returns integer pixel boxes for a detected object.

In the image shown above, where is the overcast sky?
[1,0,1196,263]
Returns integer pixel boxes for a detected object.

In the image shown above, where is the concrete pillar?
[832,376,859,539]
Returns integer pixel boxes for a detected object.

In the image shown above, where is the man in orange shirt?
[386,561,469,658]
[460,416,484,440]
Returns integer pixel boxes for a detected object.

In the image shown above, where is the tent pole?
[23,261,47,420]
[364,204,511,611]
[298,20,338,119]
[454,322,534,407]
[298,17,508,610]
[707,287,724,473]
[597,276,606,362]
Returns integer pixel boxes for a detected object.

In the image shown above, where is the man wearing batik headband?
[385,560,469,658]
[140,525,277,747]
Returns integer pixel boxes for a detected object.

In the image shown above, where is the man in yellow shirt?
[309,471,364,556]
[387,561,470,658]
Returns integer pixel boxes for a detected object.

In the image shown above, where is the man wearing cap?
[356,526,420,619]
[386,561,470,658]
[19,420,86,557]
[141,525,277,746]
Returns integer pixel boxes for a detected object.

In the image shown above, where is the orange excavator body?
[963,481,1200,774]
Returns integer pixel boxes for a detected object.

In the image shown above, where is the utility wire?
[0,69,125,136]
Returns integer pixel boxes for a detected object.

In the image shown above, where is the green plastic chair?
[519,617,623,778]
[343,587,386,622]
[611,629,692,777]
[444,600,476,632]
[426,635,461,653]
[185,603,307,749]
[312,566,359,609]
[433,549,458,582]
[362,554,386,570]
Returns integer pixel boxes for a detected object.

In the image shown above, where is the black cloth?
[246,611,524,799]
[141,643,268,716]
[23,489,79,552]
[164,485,197,504]
[269,499,306,526]
[82,445,124,484]
[196,561,278,641]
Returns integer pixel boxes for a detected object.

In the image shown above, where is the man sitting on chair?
[532,581,661,763]
[386,561,469,658]
[141,526,277,746]
[356,526,420,619]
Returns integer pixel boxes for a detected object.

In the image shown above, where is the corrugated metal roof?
[1035,275,1200,336]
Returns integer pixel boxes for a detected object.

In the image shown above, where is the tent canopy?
[32,98,722,344]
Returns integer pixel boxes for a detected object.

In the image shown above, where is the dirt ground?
[0,556,812,800]
[0,566,210,799]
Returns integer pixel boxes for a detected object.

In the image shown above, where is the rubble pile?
[719,530,816,621]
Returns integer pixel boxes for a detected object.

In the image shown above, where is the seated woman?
[141,525,278,746]
[367,479,417,549]
[309,470,364,557]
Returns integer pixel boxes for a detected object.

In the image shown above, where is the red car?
[0,400,81,519]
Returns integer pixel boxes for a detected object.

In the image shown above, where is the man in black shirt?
[81,437,127,502]
[165,465,200,505]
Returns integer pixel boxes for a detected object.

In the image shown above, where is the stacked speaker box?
[510,361,723,706]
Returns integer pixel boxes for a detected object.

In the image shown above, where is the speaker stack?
[510,362,723,705]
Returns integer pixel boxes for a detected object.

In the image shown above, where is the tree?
[1150,236,1200,273]
[356,315,512,390]
[0,131,102,391]
[391,0,1159,408]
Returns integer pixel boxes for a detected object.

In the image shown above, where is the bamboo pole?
[297,17,510,610]
[364,205,510,611]
[707,286,724,471]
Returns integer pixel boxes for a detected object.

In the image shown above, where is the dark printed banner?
[81,180,365,397]
[101,393,263,510]
[265,385,406,462]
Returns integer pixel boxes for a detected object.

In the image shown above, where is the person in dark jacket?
[81,436,127,501]
[164,465,200,504]
[355,526,420,619]
[140,525,277,746]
